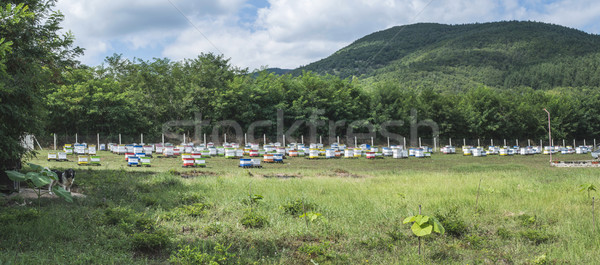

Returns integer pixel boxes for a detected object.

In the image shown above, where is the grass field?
[1,150,600,264]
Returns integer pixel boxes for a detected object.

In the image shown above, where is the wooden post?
[419,137,422,148]
[463,138,466,147]
[203,133,206,145]
[320,135,322,144]
[593,197,596,234]
[224,133,227,144]
[504,139,506,146]
[404,137,406,148]
[434,137,437,152]
[528,139,531,146]
[264,134,267,145]
[245,133,247,145]
[301,135,304,145]
[183,133,186,144]
[449,138,452,146]
[387,137,390,148]
[283,134,286,146]
[475,178,482,212]
[338,136,340,144]
[141,133,143,144]
[418,205,422,255]
[54,133,57,150]
[355,136,358,147]
[371,137,374,147]
[119,134,121,145]
[477,138,480,147]
[162,134,165,145]
[97,133,100,149]
[75,133,78,144]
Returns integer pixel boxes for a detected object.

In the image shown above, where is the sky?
[55,0,600,70]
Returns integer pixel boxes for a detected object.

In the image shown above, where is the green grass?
[2,150,600,264]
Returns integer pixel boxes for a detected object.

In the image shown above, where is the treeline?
[42,53,600,143]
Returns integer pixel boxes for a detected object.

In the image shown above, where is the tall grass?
[1,150,599,264]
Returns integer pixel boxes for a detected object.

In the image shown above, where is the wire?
[364,0,436,68]
[167,0,223,55]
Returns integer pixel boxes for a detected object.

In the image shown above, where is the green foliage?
[169,243,236,265]
[5,163,73,210]
[178,203,209,217]
[496,227,513,240]
[519,229,554,245]
[299,212,321,223]
[0,208,40,224]
[162,203,209,220]
[131,229,170,253]
[0,0,82,171]
[281,198,316,217]
[435,207,467,238]
[298,241,333,261]
[240,211,268,229]
[204,222,223,236]
[403,214,445,237]
[579,184,596,198]
[241,194,263,206]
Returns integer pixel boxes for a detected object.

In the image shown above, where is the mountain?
[293,21,600,90]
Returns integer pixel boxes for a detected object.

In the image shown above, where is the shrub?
[435,207,467,238]
[178,203,208,217]
[496,227,513,239]
[102,207,136,226]
[131,229,170,253]
[204,222,223,236]
[169,243,236,265]
[281,198,316,217]
[240,211,268,228]
[520,229,554,245]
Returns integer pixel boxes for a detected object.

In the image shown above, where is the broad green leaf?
[432,218,445,235]
[28,163,44,172]
[416,215,430,225]
[43,170,58,181]
[403,215,416,224]
[27,172,51,188]
[5,170,27,181]
[310,213,321,222]
[411,222,433,237]
[52,186,73,203]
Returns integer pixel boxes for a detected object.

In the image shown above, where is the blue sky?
[56,0,600,70]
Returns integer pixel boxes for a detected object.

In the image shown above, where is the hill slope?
[293,21,600,90]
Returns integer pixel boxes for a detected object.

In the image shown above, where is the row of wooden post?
[52,133,598,151]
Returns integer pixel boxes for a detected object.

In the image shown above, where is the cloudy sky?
[55,0,600,70]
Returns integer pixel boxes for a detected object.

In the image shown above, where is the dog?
[48,168,76,194]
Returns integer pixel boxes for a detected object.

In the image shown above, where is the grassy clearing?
[1,150,600,264]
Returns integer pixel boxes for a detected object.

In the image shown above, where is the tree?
[0,1,83,191]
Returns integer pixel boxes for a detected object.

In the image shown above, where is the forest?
[3,1,600,164]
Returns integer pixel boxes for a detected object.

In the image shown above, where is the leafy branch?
[5,163,73,212]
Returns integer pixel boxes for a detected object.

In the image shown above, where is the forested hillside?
[295,21,600,90]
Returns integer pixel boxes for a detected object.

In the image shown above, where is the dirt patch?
[262,173,302,179]
[323,168,367,178]
[171,170,219,179]
[7,188,86,200]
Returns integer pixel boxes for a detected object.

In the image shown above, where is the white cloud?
[53,0,600,69]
